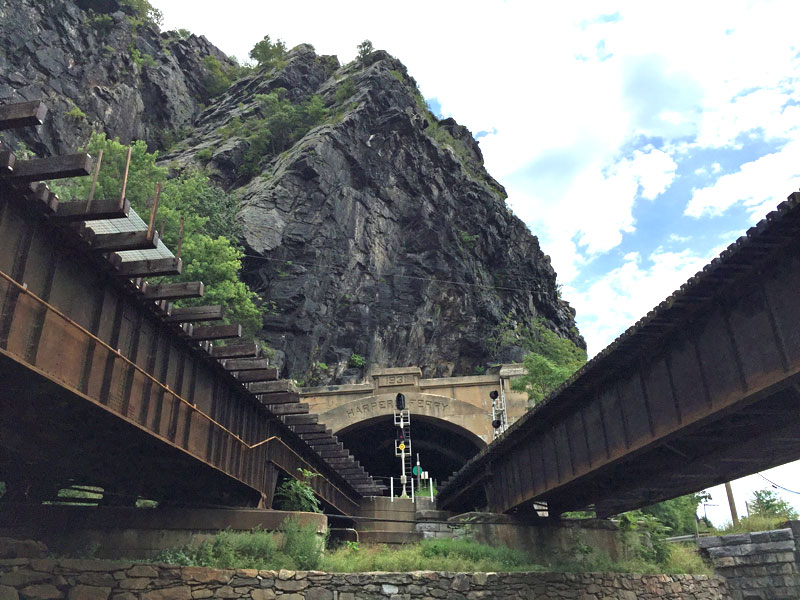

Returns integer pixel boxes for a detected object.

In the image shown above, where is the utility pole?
[725,481,739,526]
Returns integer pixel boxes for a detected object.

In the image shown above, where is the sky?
[151,0,800,526]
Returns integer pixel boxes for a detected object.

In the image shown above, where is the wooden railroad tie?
[143,281,204,300]
[164,305,224,324]
[257,393,300,406]
[0,100,48,130]
[282,414,317,426]
[0,153,92,183]
[234,367,278,383]
[112,257,182,278]
[299,430,333,440]
[271,403,309,416]
[221,357,269,371]
[191,324,242,341]
[249,380,298,395]
[87,229,159,252]
[209,342,260,359]
[51,197,130,222]
[289,423,325,434]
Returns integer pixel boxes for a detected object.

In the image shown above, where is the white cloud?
[567,246,719,356]
[685,140,800,218]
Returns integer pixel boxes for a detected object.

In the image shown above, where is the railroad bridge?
[301,365,531,481]
[3,98,800,524]
[0,100,384,515]
[439,191,800,518]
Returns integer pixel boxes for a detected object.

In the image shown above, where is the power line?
[757,473,800,495]
[242,253,551,294]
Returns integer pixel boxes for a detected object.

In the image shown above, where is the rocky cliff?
[0,0,232,155]
[0,0,584,383]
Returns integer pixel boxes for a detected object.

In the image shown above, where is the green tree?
[51,132,263,335]
[641,492,710,536]
[749,489,799,520]
[508,318,586,404]
[356,39,374,62]
[119,0,163,26]
[249,35,287,69]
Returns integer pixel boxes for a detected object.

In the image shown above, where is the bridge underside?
[0,351,261,506]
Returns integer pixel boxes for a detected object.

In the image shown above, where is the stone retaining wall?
[698,525,800,600]
[0,558,729,599]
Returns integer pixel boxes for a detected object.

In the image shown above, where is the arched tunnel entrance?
[337,414,487,485]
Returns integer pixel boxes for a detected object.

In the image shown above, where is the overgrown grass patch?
[154,520,322,570]
[322,538,542,573]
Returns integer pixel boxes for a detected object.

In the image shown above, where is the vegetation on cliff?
[52,133,263,335]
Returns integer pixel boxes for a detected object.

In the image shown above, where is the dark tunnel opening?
[337,414,487,487]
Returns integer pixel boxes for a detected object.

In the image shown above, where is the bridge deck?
[438,193,800,517]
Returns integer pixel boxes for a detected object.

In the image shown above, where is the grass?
[322,538,540,573]
[154,520,322,570]
[152,529,711,575]
[715,514,786,535]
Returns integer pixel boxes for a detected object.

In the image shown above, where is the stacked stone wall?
[0,558,729,600]
[698,526,800,600]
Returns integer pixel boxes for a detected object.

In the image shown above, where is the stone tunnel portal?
[301,366,531,487]
[337,414,487,484]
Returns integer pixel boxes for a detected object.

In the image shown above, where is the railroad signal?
[492,419,502,429]
[490,390,499,400]
[395,392,406,410]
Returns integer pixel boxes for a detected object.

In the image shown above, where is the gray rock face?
[0,0,233,155]
[190,49,584,381]
[0,0,584,383]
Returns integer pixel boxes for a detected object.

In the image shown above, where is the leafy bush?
[203,55,232,97]
[335,78,356,104]
[239,90,328,176]
[196,147,213,161]
[348,353,366,368]
[641,492,710,536]
[66,104,86,121]
[505,318,586,403]
[274,469,321,513]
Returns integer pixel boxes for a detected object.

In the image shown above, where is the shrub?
[203,55,235,97]
[348,354,366,368]
[196,147,213,161]
[66,105,86,121]
[274,469,321,513]
[335,78,356,104]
